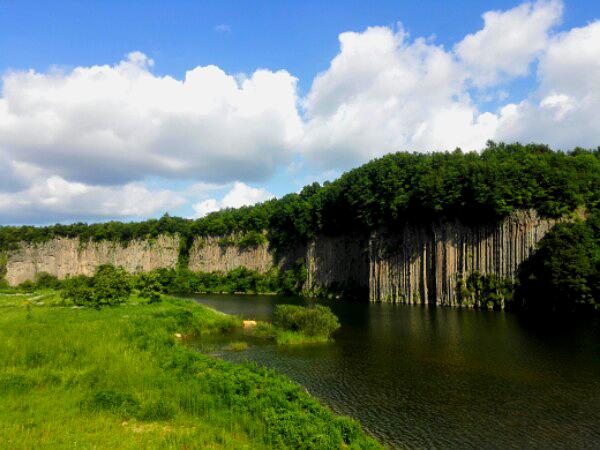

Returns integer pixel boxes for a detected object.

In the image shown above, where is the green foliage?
[33,272,62,290]
[61,265,132,307]
[237,230,267,250]
[145,264,306,296]
[517,212,600,313]
[217,236,236,249]
[2,144,599,256]
[0,297,379,448]
[134,271,162,303]
[456,272,515,310]
[274,304,341,338]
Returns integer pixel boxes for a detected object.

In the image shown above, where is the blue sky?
[0,0,599,224]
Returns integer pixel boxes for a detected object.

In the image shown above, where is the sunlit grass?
[0,294,379,449]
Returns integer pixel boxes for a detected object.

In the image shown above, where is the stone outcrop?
[368,210,557,305]
[187,236,273,273]
[3,210,558,306]
[5,235,180,285]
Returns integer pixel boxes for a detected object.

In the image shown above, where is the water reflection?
[193,294,600,449]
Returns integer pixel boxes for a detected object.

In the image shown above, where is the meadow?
[0,293,379,449]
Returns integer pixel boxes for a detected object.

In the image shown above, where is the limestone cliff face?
[5,235,180,286]
[368,210,556,305]
[187,237,274,273]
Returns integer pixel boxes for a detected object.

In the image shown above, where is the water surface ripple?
[193,295,600,449]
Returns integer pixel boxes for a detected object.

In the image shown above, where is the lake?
[192,294,600,449]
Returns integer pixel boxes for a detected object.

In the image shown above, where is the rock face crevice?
[3,210,556,306]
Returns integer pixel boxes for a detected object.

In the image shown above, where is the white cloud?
[455,0,563,87]
[0,52,302,185]
[192,182,273,217]
[0,176,185,224]
[300,26,494,169]
[3,0,600,225]
[495,20,600,148]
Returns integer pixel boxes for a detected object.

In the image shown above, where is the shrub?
[91,265,132,306]
[61,276,95,306]
[61,265,131,307]
[34,272,62,290]
[134,272,162,303]
[274,304,340,338]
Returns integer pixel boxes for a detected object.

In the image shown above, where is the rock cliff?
[5,235,180,285]
[3,210,557,306]
[368,210,556,305]
[187,236,273,273]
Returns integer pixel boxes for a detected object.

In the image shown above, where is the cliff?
[3,210,557,306]
[188,236,273,273]
[368,210,556,305]
[4,235,180,286]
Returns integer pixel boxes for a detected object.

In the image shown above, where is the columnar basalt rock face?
[5,235,180,286]
[368,210,557,305]
[187,237,274,273]
[304,234,369,295]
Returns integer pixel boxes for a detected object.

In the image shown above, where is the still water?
[192,294,600,449]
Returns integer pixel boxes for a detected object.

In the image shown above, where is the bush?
[274,304,340,338]
[134,272,162,303]
[91,265,132,306]
[61,265,132,307]
[34,272,62,290]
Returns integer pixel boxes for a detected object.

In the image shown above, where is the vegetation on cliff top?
[0,295,378,449]
[1,142,599,253]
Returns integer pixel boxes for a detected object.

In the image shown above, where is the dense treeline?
[2,142,599,253]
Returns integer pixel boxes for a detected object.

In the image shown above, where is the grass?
[0,293,380,449]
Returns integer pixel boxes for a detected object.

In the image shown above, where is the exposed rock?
[368,210,557,305]
[304,234,369,295]
[5,235,180,286]
[3,210,557,307]
[188,236,273,273]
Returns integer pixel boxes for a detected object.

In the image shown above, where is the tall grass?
[0,295,379,449]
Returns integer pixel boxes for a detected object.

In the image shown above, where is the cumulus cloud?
[0,52,302,185]
[455,0,563,87]
[495,20,600,148]
[192,182,273,217]
[3,0,600,224]
[0,176,185,224]
[300,25,495,168]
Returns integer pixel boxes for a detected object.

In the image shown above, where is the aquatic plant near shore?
[251,304,341,345]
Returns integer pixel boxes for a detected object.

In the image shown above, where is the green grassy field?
[0,294,380,449]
